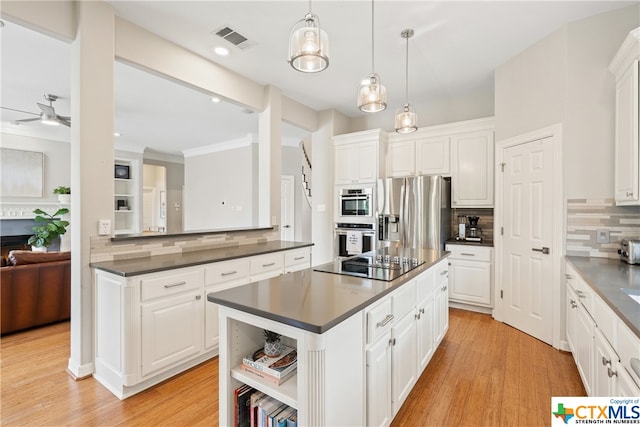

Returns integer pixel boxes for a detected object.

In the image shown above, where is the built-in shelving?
[114,158,140,235]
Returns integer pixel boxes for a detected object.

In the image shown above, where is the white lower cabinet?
[93,246,311,399]
[141,288,204,376]
[365,259,448,426]
[446,244,492,308]
[565,260,640,397]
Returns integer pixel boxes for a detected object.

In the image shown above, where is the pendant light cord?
[405,33,409,103]
[371,0,375,73]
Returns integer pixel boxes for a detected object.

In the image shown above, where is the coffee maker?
[466,216,482,242]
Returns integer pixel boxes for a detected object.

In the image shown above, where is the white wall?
[183,145,255,230]
[0,133,71,204]
[495,5,640,199]
[144,157,184,234]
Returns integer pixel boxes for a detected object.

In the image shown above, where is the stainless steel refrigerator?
[377,175,450,250]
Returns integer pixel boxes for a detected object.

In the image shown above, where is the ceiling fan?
[7,94,71,127]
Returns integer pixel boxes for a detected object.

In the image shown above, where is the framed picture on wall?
[0,148,43,197]
[114,164,130,179]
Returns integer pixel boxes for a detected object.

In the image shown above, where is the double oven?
[335,184,376,258]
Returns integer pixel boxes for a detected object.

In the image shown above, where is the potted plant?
[53,186,71,204]
[28,208,70,251]
[263,329,283,357]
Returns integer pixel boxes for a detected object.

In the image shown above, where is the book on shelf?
[234,384,255,427]
[256,395,282,427]
[285,410,297,427]
[242,346,297,379]
[267,403,288,427]
[276,407,296,427]
[238,363,296,386]
[249,391,266,427]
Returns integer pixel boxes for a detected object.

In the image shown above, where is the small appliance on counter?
[618,238,640,265]
[453,215,483,242]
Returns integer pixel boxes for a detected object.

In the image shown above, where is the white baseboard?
[67,358,95,380]
[449,301,493,315]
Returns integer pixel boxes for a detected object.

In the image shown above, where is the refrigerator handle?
[399,180,406,246]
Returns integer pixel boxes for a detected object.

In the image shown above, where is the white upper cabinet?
[334,129,386,185]
[416,136,450,176]
[387,140,415,177]
[451,129,495,207]
[609,28,640,205]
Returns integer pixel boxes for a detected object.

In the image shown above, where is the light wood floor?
[1,308,585,426]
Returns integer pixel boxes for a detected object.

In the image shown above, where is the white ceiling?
[0,1,635,156]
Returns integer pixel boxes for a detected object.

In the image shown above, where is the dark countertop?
[208,249,450,334]
[446,238,494,247]
[91,241,313,277]
[566,256,640,338]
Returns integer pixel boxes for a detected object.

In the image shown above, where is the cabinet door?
[391,312,417,416]
[448,259,492,306]
[366,331,392,427]
[614,60,639,205]
[575,305,594,396]
[617,363,640,397]
[335,144,358,185]
[416,295,434,372]
[141,289,204,377]
[451,130,494,207]
[416,136,450,176]
[566,285,578,354]
[388,141,415,177]
[356,141,379,183]
[593,328,616,396]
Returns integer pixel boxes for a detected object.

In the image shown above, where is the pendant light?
[395,29,417,133]
[357,0,387,113]
[288,0,329,73]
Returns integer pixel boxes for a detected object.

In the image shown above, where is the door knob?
[532,247,550,254]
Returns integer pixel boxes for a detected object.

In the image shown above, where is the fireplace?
[1,234,31,260]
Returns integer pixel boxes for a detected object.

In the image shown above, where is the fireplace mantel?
[0,202,66,220]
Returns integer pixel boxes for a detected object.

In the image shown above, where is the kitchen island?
[208,249,450,426]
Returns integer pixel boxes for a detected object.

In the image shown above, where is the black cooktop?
[314,248,425,282]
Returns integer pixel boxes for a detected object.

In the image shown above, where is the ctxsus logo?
[552,398,640,426]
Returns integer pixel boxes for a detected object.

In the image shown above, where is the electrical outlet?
[596,228,609,244]
[98,219,111,236]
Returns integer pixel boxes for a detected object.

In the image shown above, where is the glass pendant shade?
[288,13,329,73]
[358,73,387,113]
[394,104,417,133]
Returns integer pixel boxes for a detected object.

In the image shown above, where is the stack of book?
[239,345,297,386]
[234,386,298,427]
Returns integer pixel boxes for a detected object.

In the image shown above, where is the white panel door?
[280,175,295,241]
[502,137,554,344]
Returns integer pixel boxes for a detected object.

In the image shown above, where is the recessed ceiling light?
[213,46,230,56]
[114,132,121,137]
[211,97,221,103]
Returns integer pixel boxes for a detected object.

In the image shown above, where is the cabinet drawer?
[284,248,311,272]
[445,244,492,262]
[367,298,393,344]
[140,269,204,302]
[617,320,640,387]
[205,259,249,286]
[393,281,416,319]
[250,252,284,276]
[416,267,434,302]
[593,294,617,349]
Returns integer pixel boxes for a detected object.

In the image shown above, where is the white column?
[67,1,115,378]
[258,86,282,228]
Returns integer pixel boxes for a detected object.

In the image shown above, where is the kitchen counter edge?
[566,256,640,338]
[208,251,450,335]
[90,241,314,277]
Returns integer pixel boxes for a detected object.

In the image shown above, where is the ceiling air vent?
[213,26,253,50]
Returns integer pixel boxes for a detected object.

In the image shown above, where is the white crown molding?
[182,134,255,157]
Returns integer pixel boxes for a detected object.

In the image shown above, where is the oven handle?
[336,230,376,236]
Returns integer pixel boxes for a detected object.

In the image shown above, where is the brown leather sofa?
[1,250,71,335]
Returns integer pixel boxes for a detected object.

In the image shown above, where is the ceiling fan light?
[358,73,387,113]
[395,104,417,134]
[288,13,329,73]
[41,114,60,126]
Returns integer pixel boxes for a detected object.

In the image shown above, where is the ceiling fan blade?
[0,106,40,116]
[12,117,41,125]
[58,118,71,127]
[37,103,56,116]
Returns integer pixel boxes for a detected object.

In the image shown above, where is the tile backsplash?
[566,199,640,259]
[449,208,494,242]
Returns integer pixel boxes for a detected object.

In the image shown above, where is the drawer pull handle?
[262,262,276,267]
[565,274,573,279]
[575,290,586,299]
[440,270,448,276]
[415,313,421,320]
[607,367,618,378]
[294,256,305,261]
[377,314,394,328]
[195,295,201,300]
[164,281,186,289]
[221,271,238,276]
[460,253,476,256]
[602,356,611,366]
